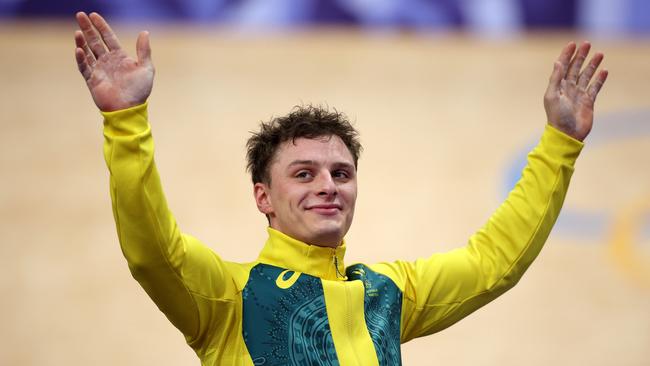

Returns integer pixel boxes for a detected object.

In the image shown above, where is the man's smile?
[306,204,342,215]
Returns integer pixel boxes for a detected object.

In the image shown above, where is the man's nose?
[316,172,337,196]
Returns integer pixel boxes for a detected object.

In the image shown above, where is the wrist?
[547,119,589,142]
[102,102,149,135]
[545,123,584,145]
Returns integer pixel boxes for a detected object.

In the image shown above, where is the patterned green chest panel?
[346,264,403,365]
[242,263,339,366]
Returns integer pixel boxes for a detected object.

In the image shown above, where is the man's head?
[246,105,362,248]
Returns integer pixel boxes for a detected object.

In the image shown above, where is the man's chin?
[306,223,347,247]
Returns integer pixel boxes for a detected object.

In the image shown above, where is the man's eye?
[332,170,349,179]
[296,171,313,179]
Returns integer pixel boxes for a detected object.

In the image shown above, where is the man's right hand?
[74,12,154,112]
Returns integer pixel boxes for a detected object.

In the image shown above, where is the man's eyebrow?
[331,162,355,171]
[288,160,315,167]
[287,160,355,170]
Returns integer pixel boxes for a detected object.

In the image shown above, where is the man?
[74,11,607,365]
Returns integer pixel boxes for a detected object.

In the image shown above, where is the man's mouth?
[307,204,341,215]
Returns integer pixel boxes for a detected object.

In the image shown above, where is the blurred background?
[1,0,649,365]
[2,0,650,34]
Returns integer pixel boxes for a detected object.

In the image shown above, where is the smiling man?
[249,108,360,248]
[74,11,607,366]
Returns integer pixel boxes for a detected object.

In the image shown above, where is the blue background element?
[2,0,649,34]
[503,109,650,241]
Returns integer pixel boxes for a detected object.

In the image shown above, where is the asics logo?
[275,270,302,289]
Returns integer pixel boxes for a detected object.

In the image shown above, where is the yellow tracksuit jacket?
[102,103,583,365]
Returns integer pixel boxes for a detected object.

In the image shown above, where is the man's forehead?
[273,136,354,165]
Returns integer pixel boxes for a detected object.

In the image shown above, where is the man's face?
[254,135,357,248]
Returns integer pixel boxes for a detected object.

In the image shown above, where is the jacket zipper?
[334,251,362,364]
[345,279,363,365]
[333,253,346,279]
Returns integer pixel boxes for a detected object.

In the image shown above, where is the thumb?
[136,31,152,67]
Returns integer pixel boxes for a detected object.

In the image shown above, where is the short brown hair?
[246,105,362,184]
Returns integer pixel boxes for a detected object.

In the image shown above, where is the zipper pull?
[333,254,346,279]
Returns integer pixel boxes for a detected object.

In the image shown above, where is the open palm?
[75,12,154,112]
[544,42,608,141]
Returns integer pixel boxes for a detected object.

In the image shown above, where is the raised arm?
[75,13,232,346]
[371,42,608,341]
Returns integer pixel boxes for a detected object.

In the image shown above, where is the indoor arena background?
[1,1,649,365]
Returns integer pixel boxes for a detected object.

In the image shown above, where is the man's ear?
[254,182,274,215]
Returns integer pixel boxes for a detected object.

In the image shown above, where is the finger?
[76,11,107,58]
[577,52,604,90]
[566,41,591,83]
[89,12,122,51]
[588,69,608,103]
[74,30,96,65]
[546,61,564,95]
[556,41,576,73]
[136,31,152,67]
[75,48,92,80]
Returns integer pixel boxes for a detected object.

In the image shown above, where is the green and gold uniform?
[102,103,583,365]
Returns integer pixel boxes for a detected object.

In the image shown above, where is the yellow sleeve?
[370,124,584,342]
[102,103,238,346]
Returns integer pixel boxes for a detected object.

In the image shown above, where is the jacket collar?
[257,227,347,281]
